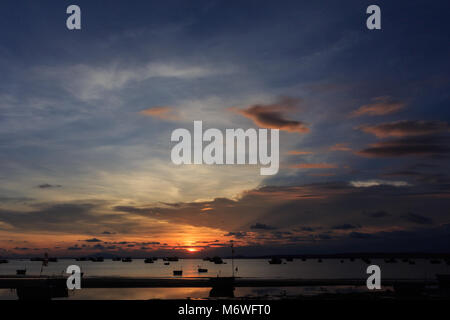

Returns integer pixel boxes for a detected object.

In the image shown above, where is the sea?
[0,258,449,299]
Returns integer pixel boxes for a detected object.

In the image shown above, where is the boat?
[144,258,154,263]
[121,257,132,262]
[268,257,282,264]
[198,267,208,273]
[90,257,104,262]
[0,259,9,264]
[173,270,183,276]
[212,256,224,264]
[16,269,26,275]
[166,257,179,262]
[164,262,170,265]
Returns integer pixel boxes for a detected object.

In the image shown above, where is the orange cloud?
[350,96,405,117]
[139,106,179,121]
[330,143,352,151]
[290,163,338,169]
[358,120,450,138]
[230,97,309,133]
[287,150,314,155]
[356,136,450,158]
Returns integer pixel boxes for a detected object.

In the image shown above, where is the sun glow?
[186,248,198,252]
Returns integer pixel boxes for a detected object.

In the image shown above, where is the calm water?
[1,258,449,299]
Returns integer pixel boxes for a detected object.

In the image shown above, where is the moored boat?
[167,257,179,261]
[268,257,282,264]
[212,256,224,264]
[198,267,208,273]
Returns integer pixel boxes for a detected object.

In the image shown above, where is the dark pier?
[0,275,445,300]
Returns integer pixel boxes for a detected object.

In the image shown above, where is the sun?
[186,248,198,253]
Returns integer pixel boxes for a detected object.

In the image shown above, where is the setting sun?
[186,248,198,253]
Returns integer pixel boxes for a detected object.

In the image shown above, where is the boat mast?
[231,241,234,278]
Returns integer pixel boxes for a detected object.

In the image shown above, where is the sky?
[0,0,449,257]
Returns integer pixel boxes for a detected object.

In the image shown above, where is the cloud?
[287,150,314,155]
[357,136,450,157]
[308,173,336,177]
[329,143,351,151]
[83,238,102,243]
[350,96,406,117]
[37,183,62,189]
[348,232,373,239]
[402,212,433,225]
[224,231,247,239]
[358,120,450,138]
[291,163,338,169]
[67,246,82,251]
[139,106,179,121]
[250,223,276,230]
[381,170,449,185]
[332,224,358,230]
[366,211,391,218]
[317,233,332,240]
[350,180,411,188]
[2,179,449,255]
[0,196,34,203]
[38,62,229,101]
[0,202,169,235]
[230,97,309,133]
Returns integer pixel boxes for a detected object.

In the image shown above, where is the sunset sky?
[0,0,449,257]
